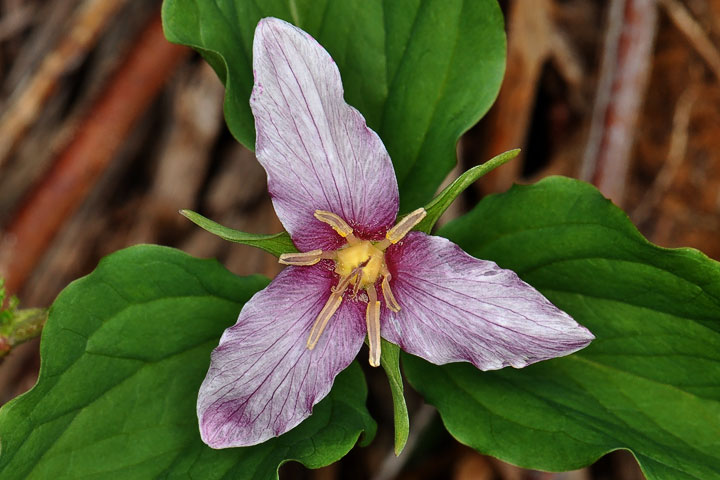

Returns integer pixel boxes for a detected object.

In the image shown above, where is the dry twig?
[481,0,584,193]
[632,86,698,223]
[482,0,554,192]
[580,0,658,206]
[658,0,720,85]
[0,2,34,42]
[128,62,225,244]
[0,11,190,295]
[0,0,127,165]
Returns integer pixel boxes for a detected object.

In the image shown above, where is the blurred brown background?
[1,0,718,478]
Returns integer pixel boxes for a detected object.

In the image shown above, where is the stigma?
[279,208,426,366]
[335,241,384,288]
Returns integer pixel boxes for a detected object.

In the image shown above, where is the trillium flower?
[197,17,594,449]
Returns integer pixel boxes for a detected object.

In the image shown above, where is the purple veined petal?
[383,232,594,370]
[197,263,366,448]
[251,17,399,251]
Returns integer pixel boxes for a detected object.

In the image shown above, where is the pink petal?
[251,18,399,251]
[383,232,594,370]
[197,263,365,448]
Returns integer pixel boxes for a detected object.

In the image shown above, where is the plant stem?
[0,308,47,358]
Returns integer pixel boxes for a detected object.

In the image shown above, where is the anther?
[381,273,400,312]
[365,286,381,367]
[279,249,324,266]
[307,281,348,350]
[385,208,427,244]
[314,210,357,242]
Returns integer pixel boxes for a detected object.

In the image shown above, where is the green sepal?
[181,209,298,257]
[379,339,410,456]
[416,149,520,233]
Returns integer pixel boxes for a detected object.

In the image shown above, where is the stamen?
[365,286,381,367]
[381,273,400,312]
[314,210,357,242]
[385,208,427,244]
[279,249,324,266]
[307,289,344,350]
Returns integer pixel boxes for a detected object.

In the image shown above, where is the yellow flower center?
[334,241,384,288]
[278,207,427,366]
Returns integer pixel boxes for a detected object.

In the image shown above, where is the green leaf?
[162,0,506,210]
[380,339,409,456]
[181,209,297,256]
[404,176,720,479]
[0,245,375,479]
[417,149,520,233]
